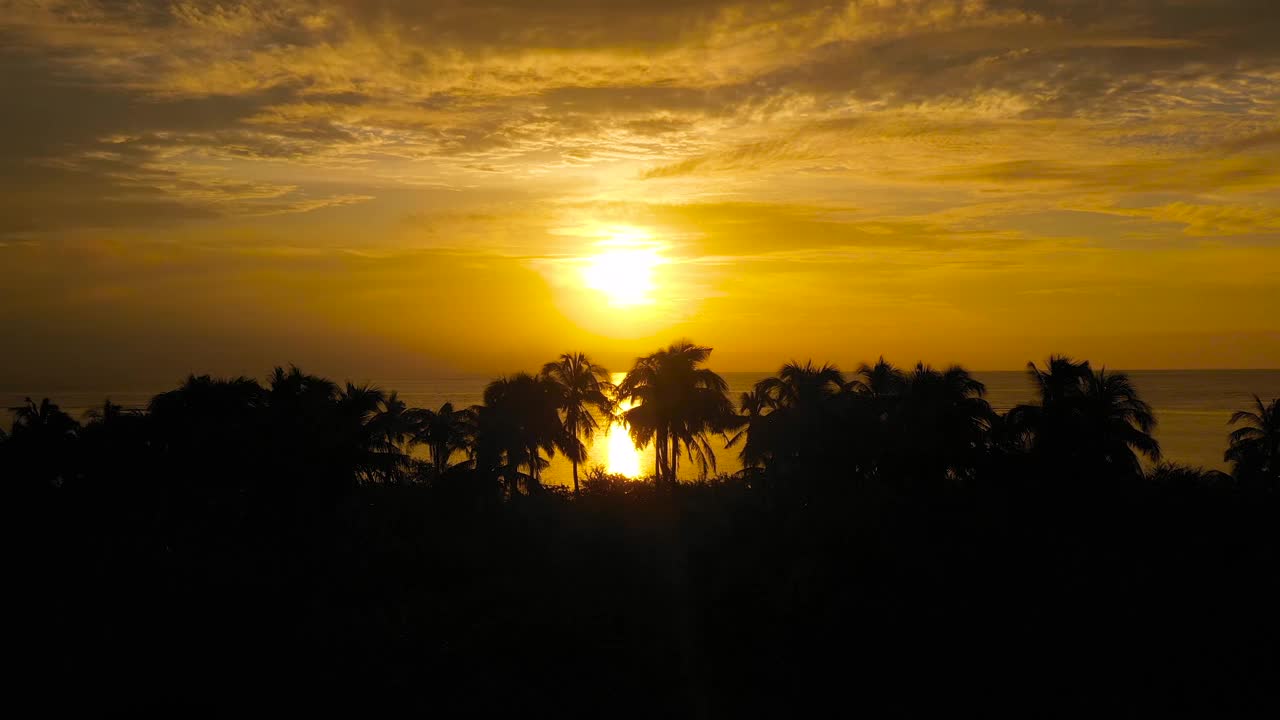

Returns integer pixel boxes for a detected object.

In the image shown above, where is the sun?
[582,250,656,306]
[581,229,665,307]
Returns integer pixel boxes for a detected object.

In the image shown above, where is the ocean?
[3,370,1277,484]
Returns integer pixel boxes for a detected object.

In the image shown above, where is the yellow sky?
[1,1,1278,383]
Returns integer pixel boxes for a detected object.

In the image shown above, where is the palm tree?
[616,341,738,485]
[477,373,569,495]
[361,389,420,483]
[1006,356,1090,460]
[411,402,477,478]
[848,356,906,400]
[735,361,845,476]
[1147,462,1232,488]
[844,357,909,474]
[147,374,266,455]
[146,374,273,498]
[541,352,613,494]
[79,400,148,478]
[84,399,126,425]
[149,375,266,421]
[726,385,774,471]
[1008,356,1160,476]
[82,398,146,442]
[885,363,994,482]
[12,397,80,441]
[261,371,424,487]
[268,365,341,417]
[759,361,845,409]
[1225,395,1279,485]
[266,367,344,484]
[1080,368,1161,473]
[9,397,81,489]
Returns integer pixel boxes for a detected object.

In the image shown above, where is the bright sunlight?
[581,229,666,308]
[603,372,642,477]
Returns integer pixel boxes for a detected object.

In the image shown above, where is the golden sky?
[1,1,1278,383]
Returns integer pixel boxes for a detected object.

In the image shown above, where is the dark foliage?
[4,350,1278,716]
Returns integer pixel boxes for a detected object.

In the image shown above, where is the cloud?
[640,139,804,179]
[1223,127,1280,154]
[2,1,1279,253]
[1112,202,1280,237]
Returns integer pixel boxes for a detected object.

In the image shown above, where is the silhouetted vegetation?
[4,346,1278,715]
[618,341,739,484]
[541,352,613,494]
[1226,394,1280,486]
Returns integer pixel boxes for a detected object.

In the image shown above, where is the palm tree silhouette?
[82,399,146,440]
[148,375,265,447]
[541,352,613,495]
[886,363,993,482]
[265,367,351,489]
[410,402,477,479]
[848,356,907,399]
[1080,368,1162,473]
[617,340,737,485]
[726,385,774,471]
[1225,395,1279,485]
[1009,356,1160,475]
[79,399,148,478]
[759,361,845,409]
[844,357,909,474]
[360,388,419,483]
[478,373,569,495]
[734,361,845,476]
[84,399,128,425]
[12,397,80,440]
[8,397,81,489]
[335,382,386,483]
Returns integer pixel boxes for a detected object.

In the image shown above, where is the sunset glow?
[591,372,640,478]
[581,234,665,308]
[604,413,643,478]
[0,1,1277,384]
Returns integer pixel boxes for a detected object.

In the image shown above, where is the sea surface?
[4,370,1277,484]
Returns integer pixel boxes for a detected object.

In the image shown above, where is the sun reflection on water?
[603,372,642,478]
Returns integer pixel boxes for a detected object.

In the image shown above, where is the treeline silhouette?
[4,341,1278,715]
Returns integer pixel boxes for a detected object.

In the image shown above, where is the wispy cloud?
[1,1,1278,370]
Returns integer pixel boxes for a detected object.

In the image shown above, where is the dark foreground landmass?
[10,473,1280,716]
[4,347,1278,715]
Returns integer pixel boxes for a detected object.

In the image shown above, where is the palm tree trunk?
[572,460,579,495]
[670,435,679,485]
[655,429,666,485]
